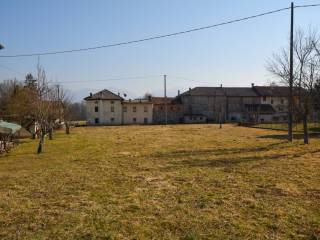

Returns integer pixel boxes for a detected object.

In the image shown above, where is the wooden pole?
[164,75,167,125]
[288,2,294,142]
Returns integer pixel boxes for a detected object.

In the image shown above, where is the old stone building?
[84,89,153,125]
[151,97,184,124]
[84,90,123,125]
[84,85,291,125]
[177,85,291,123]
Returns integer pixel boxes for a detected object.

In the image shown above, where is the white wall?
[86,100,153,125]
[122,103,153,124]
[261,96,288,112]
[86,100,122,125]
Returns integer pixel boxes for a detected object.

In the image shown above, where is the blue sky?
[1,0,320,101]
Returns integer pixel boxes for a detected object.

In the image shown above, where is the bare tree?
[143,92,153,100]
[267,27,320,144]
[32,65,61,153]
[56,86,72,135]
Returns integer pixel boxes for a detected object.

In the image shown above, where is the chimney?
[251,83,254,88]
[178,90,180,96]
[118,92,120,96]
[90,92,92,97]
[220,84,223,88]
[189,87,191,92]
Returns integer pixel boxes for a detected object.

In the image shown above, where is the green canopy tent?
[0,120,22,135]
[0,120,22,153]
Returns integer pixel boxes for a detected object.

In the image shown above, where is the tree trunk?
[37,130,45,154]
[48,126,53,140]
[65,122,70,134]
[303,112,309,144]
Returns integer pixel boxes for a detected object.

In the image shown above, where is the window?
[263,96,266,102]
[281,99,284,104]
[133,106,137,112]
[95,106,99,112]
[123,106,127,112]
[111,101,114,104]
[110,118,114,122]
[199,117,203,120]
[133,117,137,123]
[144,118,148,124]
[111,105,115,112]
[94,118,99,124]
[271,98,274,104]
[144,106,148,112]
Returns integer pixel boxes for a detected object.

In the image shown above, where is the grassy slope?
[0,125,319,240]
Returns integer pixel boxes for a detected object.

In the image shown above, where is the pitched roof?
[123,99,153,104]
[84,89,123,101]
[181,87,258,97]
[151,97,175,104]
[253,86,290,97]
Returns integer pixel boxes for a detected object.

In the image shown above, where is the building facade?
[84,85,292,125]
[122,100,153,124]
[177,85,291,123]
[84,90,153,125]
[151,97,184,124]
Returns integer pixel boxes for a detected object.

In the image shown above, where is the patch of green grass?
[0,124,320,239]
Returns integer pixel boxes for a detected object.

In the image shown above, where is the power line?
[0,6,293,58]
[55,75,162,84]
[0,4,318,58]
[169,75,215,85]
[0,64,25,76]
[56,74,214,85]
[295,3,320,8]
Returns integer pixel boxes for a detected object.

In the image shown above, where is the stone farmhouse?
[84,85,290,125]
[177,85,289,123]
[84,90,153,125]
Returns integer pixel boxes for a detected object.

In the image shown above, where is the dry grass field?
[0,124,320,239]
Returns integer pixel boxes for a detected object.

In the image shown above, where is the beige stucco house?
[122,99,153,124]
[84,89,153,125]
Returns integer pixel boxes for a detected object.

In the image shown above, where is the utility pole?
[288,2,294,142]
[164,75,168,125]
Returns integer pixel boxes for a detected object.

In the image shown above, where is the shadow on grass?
[171,153,289,168]
[155,141,320,169]
[163,149,319,169]
[258,132,320,140]
[153,142,288,159]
